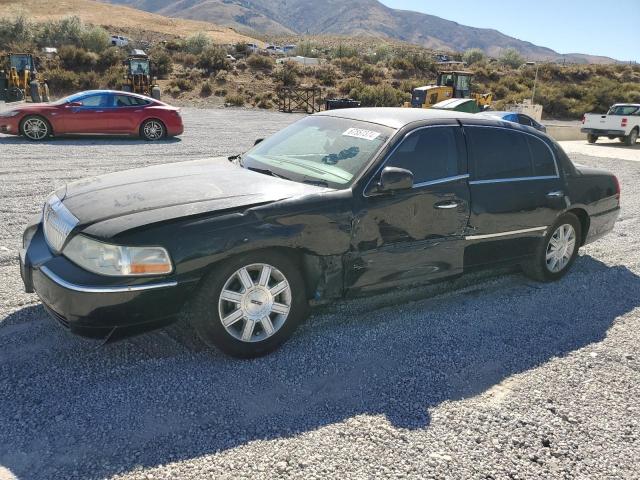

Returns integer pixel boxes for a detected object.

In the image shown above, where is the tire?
[151,86,161,100]
[20,115,51,141]
[587,134,598,144]
[522,213,581,282]
[7,86,24,103]
[140,119,165,141]
[29,81,41,103]
[624,128,638,147]
[187,250,309,358]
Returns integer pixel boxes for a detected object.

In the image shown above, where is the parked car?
[110,35,129,47]
[582,103,640,145]
[20,108,620,358]
[477,111,547,132]
[0,90,183,141]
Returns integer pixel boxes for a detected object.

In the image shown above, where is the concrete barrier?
[546,125,587,141]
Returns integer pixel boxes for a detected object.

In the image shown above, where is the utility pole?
[531,63,540,104]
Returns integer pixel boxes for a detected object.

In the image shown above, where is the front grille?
[43,194,78,253]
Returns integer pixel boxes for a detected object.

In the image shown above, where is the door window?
[467,127,557,181]
[77,94,112,108]
[114,95,149,107]
[467,127,533,180]
[517,114,534,127]
[385,126,464,184]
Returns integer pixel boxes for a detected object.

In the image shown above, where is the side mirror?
[377,166,413,193]
[254,138,264,146]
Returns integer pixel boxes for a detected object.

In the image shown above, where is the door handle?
[546,190,564,198]
[434,201,459,209]
[95,110,104,113]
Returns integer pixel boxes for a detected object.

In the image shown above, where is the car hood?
[57,158,329,237]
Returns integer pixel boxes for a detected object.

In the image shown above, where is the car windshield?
[241,116,394,188]
[607,105,640,115]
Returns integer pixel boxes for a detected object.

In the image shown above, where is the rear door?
[111,94,149,133]
[347,124,471,293]
[462,124,564,267]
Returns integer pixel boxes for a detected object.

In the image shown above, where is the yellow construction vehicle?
[121,50,161,100]
[405,71,492,111]
[0,53,50,103]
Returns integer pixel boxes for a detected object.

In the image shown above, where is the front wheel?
[140,119,165,141]
[522,213,581,282]
[20,115,51,141]
[187,251,308,358]
[587,134,598,144]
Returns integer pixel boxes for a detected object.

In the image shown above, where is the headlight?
[63,235,173,276]
[0,110,20,118]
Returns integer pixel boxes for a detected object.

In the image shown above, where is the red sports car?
[0,90,184,141]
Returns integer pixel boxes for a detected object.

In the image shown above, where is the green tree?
[499,48,524,68]
[463,48,486,66]
[186,32,212,54]
[81,25,110,53]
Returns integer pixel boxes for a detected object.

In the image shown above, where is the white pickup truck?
[582,103,640,146]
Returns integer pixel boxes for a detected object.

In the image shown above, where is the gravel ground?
[0,106,639,480]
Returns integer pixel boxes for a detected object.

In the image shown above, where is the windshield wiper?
[303,179,329,187]
[248,167,291,180]
[228,153,244,166]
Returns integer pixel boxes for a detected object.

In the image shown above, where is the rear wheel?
[20,115,51,141]
[624,128,638,146]
[187,251,308,358]
[6,86,23,103]
[522,213,581,282]
[587,134,598,144]
[140,119,165,141]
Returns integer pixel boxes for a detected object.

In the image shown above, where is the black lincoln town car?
[20,108,620,357]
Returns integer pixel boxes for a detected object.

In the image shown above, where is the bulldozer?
[0,53,50,103]
[121,50,161,100]
[405,70,492,111]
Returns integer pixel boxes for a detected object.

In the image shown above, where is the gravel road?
[1,106,639,480]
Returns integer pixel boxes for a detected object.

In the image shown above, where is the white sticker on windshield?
[342,127,381,141]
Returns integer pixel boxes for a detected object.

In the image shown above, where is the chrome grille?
[43,195,78,254]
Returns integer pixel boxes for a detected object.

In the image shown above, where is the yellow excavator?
[405,71,492,112]
[121,50,161,100]
[0,53,50,103]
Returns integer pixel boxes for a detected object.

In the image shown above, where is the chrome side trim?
[465,226,547,241]
[39,266,177,293]
[414,174,469,188]
[469,175,558,185]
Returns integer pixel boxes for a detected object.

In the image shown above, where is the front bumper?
[21,225,197,340]
[0,117,19,135]
[581,128,625,137]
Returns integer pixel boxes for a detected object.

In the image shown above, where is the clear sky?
[380,0,639,61]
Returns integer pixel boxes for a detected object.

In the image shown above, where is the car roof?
[316,107,478,129]
[73,89,161,101]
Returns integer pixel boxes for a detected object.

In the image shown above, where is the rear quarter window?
[526,136,556,176]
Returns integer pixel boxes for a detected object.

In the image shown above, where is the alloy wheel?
[22,117,48,140]
[218,263,292,343]
[143,120,164,140]
[545,224,576,273]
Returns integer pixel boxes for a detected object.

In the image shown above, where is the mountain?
[101,0,617,64]
[2,0,260,46]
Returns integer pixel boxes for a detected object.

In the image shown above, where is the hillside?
[1,0,261,45]
[102,0,617,64]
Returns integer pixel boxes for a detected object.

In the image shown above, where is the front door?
[462,124,565,267]
[57,93,114,134]
[346,124,471,294]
